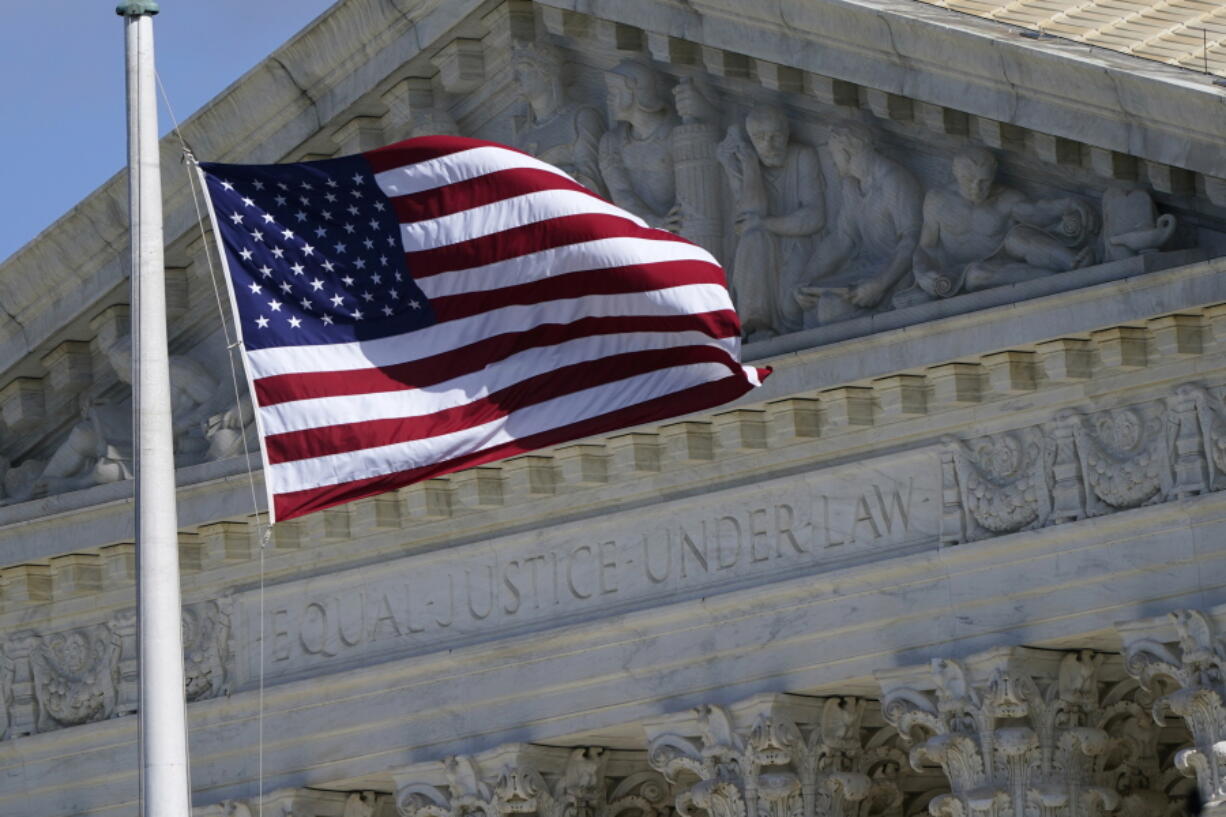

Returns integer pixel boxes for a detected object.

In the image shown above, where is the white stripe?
[245,283,735,378]
[401,189,647,251]
[259,330,740,435]
[269,361,737,493]
[417,236,719,299]
[374,145,576,197]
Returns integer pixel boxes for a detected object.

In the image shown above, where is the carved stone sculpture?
[795,123,922,327]
[648,697,907,817]
[29,624,121,732]
[511,42,607,197]
[29,396,131,498]
[939,429,1051,542]
[182,598,233,702]
[0,645,12,741]
[1120,608,1226,811]
[1102,185,1177,261]
[882,649,1119,817]
[717,106,824,339]
[907,147,1098,303]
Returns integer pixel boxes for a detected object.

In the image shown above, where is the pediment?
[2,0,1226,508]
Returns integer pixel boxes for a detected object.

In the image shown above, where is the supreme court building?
[4,0,1226,815]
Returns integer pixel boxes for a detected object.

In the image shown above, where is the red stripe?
[254,311,741,405]
[430,260,728,322]
[264,345,740,464]
[406,213,695,279]
[390,167,604,224]
[272,369,766,521]
[363,136,536,174]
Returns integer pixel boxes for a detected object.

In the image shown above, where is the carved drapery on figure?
[1120,609,1226,811]
[647,695,911,817]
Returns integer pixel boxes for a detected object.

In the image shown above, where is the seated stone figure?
[907,147,1097,302]
[716,105,824,339]
[795,123,922,327]
[511,42,606,197]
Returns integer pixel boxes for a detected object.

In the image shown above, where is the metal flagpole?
[117,2,193,815]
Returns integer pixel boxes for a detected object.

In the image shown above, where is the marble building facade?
[3,0,1226,814]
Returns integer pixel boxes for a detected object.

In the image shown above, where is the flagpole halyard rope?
[155,69,269,817]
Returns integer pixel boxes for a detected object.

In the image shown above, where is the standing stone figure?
[717,105,824,338]
[795,123,922,327]
[908,146,1097,302]
[511,42,607,196]
[599,60,680,231]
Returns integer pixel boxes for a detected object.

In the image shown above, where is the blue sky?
[0,1,339,262]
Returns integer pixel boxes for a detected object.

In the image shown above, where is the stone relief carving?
[718,106,824,339]
[1121,608,1226,811]
[1102,186,1177,262]
[906,147,1098,305]
[183,597,234,702]
[29,623,121,732]
[940,382,1226,544]
[648,698,908,817]
[882,650,1121,817]
[511,42,607,197]
[796,124,923,329]
[0,644,12,741]
[397,749,670,817]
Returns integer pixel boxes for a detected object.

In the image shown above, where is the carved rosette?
[183,597,233,702]
[397,748,669,817]
[648,698,904,817]
[881,651,1119,817]
[1068,403,1170,515]
[29,623,120,732]
[1120,609,1226,809]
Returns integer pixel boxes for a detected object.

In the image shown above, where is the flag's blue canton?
[200,155,435,351]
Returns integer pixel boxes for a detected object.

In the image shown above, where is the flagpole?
[118,2,192,815]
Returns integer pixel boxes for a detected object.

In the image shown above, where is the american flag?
[199,136,768,522]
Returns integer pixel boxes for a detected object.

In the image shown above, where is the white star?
[248,282,262,294]
[281,228,295,240]
[324,192,337,203]
[239,248,254,261]
[228,212,243,224]
[333,242,347,254]
[321,209,333,221]
[277,182,288,191]
[354,258,366,270]
[279,281,293,294]
[367,219,379,231]
[250,229,264,242]
[409,299,421,309]
[362,237,374,250]
[321,314,334,325]
[389,287,399,299]
[373,201,385,212]
[350,189,363,199]
[330,294,345,307]
[300,243,315,256]
[261,212,276,224]
[252,179,265,191]
[394,272,402,282]
[274,195,287,206]
[220,179,235,191]
[295,210,308,222]
[255,315,270,328]
[371,273,383,284]
[346,205,359,217]
[271,247,285,259]
[326,177,338,188]
[379,255,388,266]
[387,235,397,247]
[314,226,327,238]
[258,265,273,278]
[351,308,364,320]
[322,259,335,272]
[290,263,305,276]
[343,223,356,234]
[300,181,313,190]
[382,305,394,316]
[341,275,355,286]
[310,278,325,291]
[298,196,310,206]
[288,316,302,329]
[300,298,313,311]
[351,173,363,185]
[269,299,283,312]
[361,291,374,302]
[241,196,255,208]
